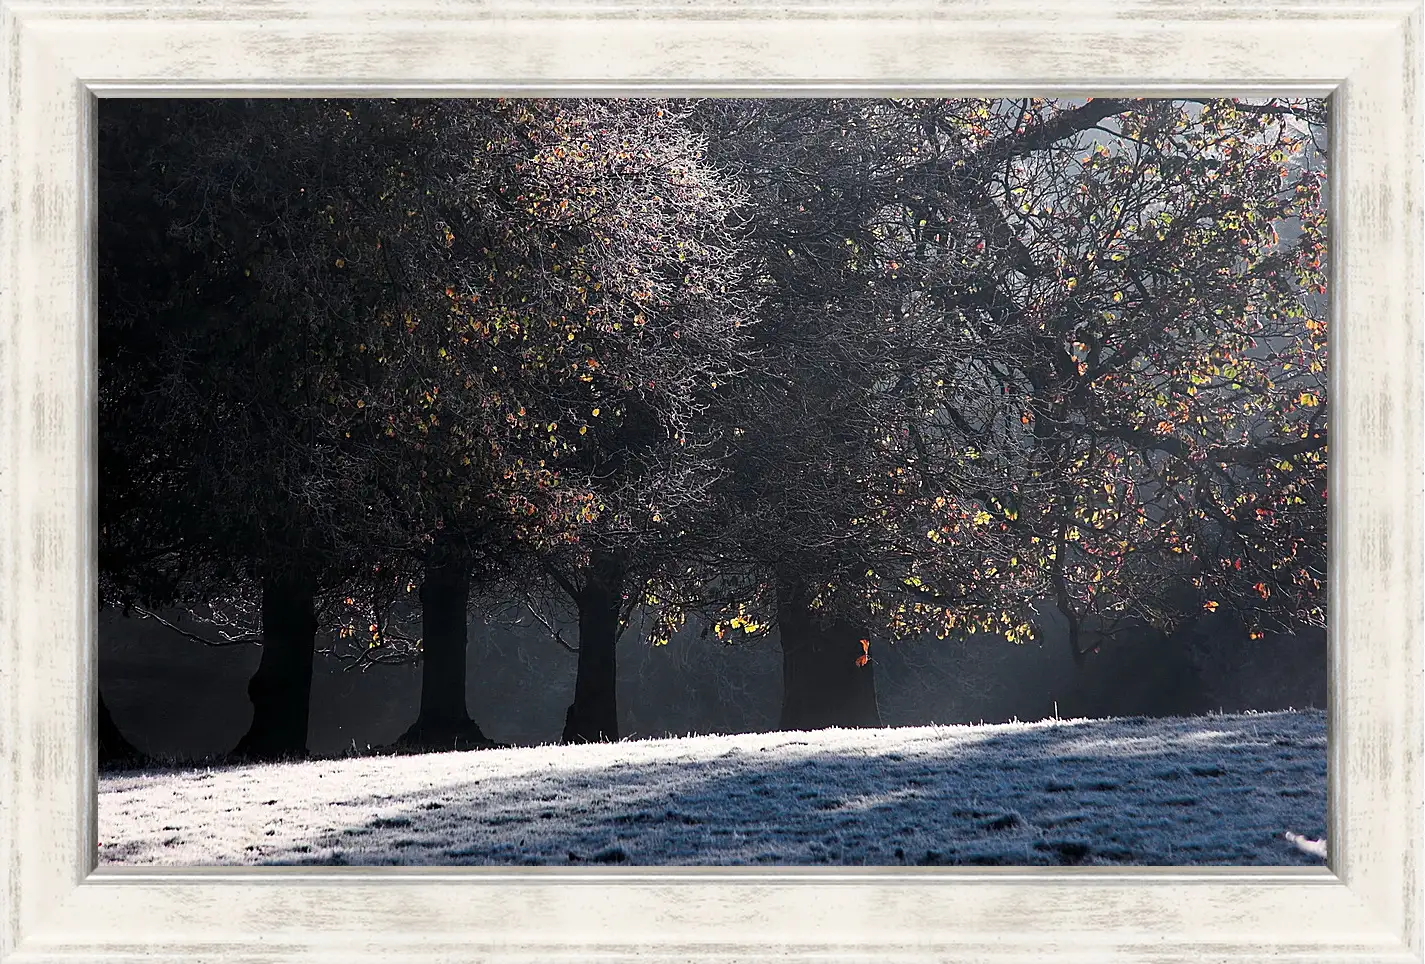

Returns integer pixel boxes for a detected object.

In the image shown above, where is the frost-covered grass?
[99,709,1326,867]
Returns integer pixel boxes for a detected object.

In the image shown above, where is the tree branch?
[130,604,263,647]
[524,600,579,654]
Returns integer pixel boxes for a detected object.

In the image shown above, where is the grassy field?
[99,708,1327,867]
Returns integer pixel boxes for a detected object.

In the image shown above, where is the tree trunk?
[562,550,625,743]
[95,585,144,767]
[776,576,881,730]
[231,574,317,761]
[97,686,144,768]
[398,550,492,750]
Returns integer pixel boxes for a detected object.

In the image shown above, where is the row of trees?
[98,97,1327,761]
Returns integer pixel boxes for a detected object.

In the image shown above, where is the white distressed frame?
[0,1,1419,961]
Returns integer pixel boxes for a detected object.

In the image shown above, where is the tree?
[97,688,144,768]
[99,98,463,758]
[689,97,1327,727]
[454,100,755,743]
[685,99,1035,729]
[904,97,1329,658]
[100,97,754,750]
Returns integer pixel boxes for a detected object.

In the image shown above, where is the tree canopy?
[690,97,1325,646]
[98,96,1328,748]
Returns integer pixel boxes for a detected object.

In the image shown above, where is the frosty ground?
[98,708,1326,867]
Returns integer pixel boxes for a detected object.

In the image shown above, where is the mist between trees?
[97,97,1328,765]
[100,604,1324,760]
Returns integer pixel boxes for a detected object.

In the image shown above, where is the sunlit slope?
[100,709,1326,867]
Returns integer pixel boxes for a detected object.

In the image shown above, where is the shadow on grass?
[157,710,1330,868]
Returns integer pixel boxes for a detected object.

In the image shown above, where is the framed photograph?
[1,1,1419,961]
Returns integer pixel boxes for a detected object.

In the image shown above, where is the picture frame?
[0,0,1419,960]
